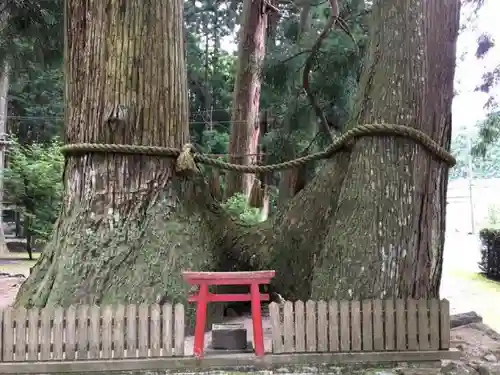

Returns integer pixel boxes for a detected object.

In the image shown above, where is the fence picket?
[138,304,149,358]
[317,301,328,352]
[101,306,113,359]
[269,302,283,353]
[113,305,125,358]
[3,308,13,361]
[395,299,406,350]
[53,307,64,360]
[294,301,305,352]
[283,301,294,352]
[125,304,137,358]
[384,299,395,350]
[174,303,185,356]
[89,306,100,359]
[162,303,173,356]
[339,300,350,352]
[429,299,440,350]
[328,300,339,352]
[362,300,373,351]
[27,308,39,361]
[440,299,450,349]
[65,306,76,360]
[417,299,430,350]
[40,308,52,360]
[350,300,361,351]
[372,299,383,351]
[76,305,89,360]
[150,304,161,357]
[407,299,417,350]
[306,300,316,352]
[14,307,26,361]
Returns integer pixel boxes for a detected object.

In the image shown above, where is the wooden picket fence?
[0,303,185,362]
[269,299,451,354]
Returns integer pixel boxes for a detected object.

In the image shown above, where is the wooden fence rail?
[269,299,451,354]
[0,303,185,362]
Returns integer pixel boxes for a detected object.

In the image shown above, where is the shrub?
[479,214,500,279]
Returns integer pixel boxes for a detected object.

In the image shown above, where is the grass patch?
[449,269,500,293]
[0,252,39,276]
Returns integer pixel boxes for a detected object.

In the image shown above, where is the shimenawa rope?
[60,123,456,174]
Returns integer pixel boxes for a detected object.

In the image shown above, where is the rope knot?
[175,143,199,174]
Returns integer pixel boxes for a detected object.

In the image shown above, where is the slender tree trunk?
[15,0,218,307]
[225,0,267,199]
[0,62,10,256]
[310,0,459,300]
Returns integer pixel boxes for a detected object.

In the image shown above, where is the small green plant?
[221,193,263,225]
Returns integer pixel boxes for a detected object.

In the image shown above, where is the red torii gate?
[182,270,276,359]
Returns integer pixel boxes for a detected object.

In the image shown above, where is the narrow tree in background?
[225,0,268,198]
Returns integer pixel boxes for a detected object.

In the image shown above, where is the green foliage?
[222,193,263,225]
[471,111,500,158]
[450,123,500,180]
[4,139,64,243]
[478,227,500,280]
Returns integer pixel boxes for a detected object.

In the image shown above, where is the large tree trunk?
[16,0,460,308]
[15,0,220,307]
[225,0,267,199]
[309,0,460,300]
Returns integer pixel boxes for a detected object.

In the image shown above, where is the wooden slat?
[27,308,39,361]
[174,303,185,356]
[328,300,339,352]
[138,304,149,358]
[317,301,328,352]
[429,299,440,350]
[76,305,89,360]
[395,299,406,350]
[372,299,383,351]
[162,304,173,356]
[53,307,64,360]
[125,304,137,358]
[407,299,417,350]
[417,299,430,350]
[0,310,2,361]
[384,299,395,351]
[305,300,316,352]
[113,305,125,358]
[350,300,361,351]
[101,306,113,359]
[269,302,283,353]
[362,300,373,351]
[39,308,51,360]
[3,308,13,361]
[65,306,76,360]
[294,301,305,352]
[150,304,161,357]
[283,301,294,353]
[440,299,450,350]
[339,300,350,352]
[14,307,27,361]
[88,306,100,359]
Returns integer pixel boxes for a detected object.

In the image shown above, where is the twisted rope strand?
[60,124,456,173]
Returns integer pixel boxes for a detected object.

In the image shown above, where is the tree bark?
[15,0,220,307]
[310,0,460,300]
[225,0,267,199]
